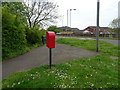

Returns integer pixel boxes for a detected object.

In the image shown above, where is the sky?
[52,0,120,29]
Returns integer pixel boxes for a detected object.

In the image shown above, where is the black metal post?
[49,48,52,69]
[96,0,100,52]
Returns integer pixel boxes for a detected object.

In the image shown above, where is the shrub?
[25,28,44,45]
[47,26,60,33]
[2,6,28,60]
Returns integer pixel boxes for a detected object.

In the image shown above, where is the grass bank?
[2,38,119,88]
[57,38,119,57]
[57,35,119,40]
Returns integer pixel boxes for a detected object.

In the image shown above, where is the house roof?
[58,26,71,30]
[84,26,109,31]
[58,26,80,31]
[71,28,80,31]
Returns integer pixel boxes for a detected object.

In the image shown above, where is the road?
[57,36,119,46]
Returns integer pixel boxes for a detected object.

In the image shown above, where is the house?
[70,28,80,32]
[84,26,111,35]
[58,26,80,35]
[73,30,85,35]
[58,26,71,32]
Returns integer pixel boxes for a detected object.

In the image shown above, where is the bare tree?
[24,0,59,29]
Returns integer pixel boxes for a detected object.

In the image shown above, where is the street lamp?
[96,0,100,52]
[118,1,120,28]
[66,9,76,37]
[67,9,76,27]
[70,9,76,27]
[70,9,76,37]
[67,9,69,27]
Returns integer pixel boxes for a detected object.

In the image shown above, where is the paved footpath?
[2,44,100,78]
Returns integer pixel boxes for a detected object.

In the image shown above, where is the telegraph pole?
[96,0,100,52]
[118,1,120,28]
[67,9,69,27]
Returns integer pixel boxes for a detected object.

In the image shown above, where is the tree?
[109,18,120,38]
[109,18,120,28]
[2,2,28,25]
[2,6,27,60]
[24,0,59,29]
[47,26,60,33]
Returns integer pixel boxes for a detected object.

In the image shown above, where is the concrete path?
[2,44,100,78]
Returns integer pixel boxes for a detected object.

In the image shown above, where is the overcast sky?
[52,0,119,29]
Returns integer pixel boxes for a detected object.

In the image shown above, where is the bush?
[2,6,28,60]
[25,28,44,45]
[47,26,60,33]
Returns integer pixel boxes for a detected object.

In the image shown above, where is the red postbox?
[46,31,55,48]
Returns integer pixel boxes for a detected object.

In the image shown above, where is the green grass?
[57,38,119,57]
[57,35,119,40]
[2,38,119,88]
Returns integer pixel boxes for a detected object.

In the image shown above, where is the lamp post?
[67,9,69,27]
[70,9,76,27]
[96,0,100,52]
[118,1,120,28]
[66,9,76,37]
[70,9,76,37]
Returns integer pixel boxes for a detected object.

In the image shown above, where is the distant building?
[84,26,111,35]
[58,26,71,32]
[58,26,80,34]
[70,28,80,32]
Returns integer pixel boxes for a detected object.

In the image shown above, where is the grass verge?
[57,35,119,40]
[57,38,119,57]
[2,38,119,88]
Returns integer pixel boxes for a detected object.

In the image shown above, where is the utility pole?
[118,1,120,28]
[67,9,69,27]
[70,9,76,37]
[96,0,100,52]
[70,9,76,27]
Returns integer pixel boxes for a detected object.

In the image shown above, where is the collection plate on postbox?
[46,31,55,48]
